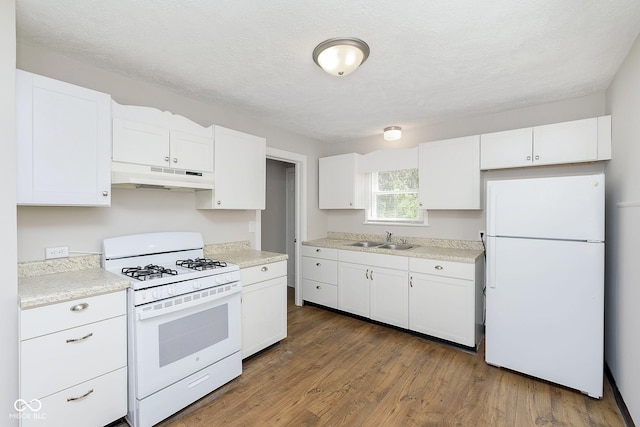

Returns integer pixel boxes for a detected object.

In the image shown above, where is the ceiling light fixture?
[384,126,402,141]
[312,37,370,77]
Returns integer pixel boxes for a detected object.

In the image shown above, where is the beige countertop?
[18,267,129,310]
[303,236,484,263]
[207,249,288,268]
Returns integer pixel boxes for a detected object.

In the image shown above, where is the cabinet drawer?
[241,260,287,286]
[302,245,338,260]
[409,258,475,280]
[21,291,126,340]
[21,315,127,400]
[302,279,338,309]
[302,257,337,284]
[20,367,127,427]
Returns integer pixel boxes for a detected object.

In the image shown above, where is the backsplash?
[18,255,100,278]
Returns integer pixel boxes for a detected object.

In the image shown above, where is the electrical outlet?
[478,230,485,241]
[45,246,69,259]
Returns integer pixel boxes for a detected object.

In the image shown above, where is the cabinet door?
[480,127,533,170]
[418,136,480,210]
[370,267,408,328]
[241,276,287,359]
[338,262,370,317]
[170,130,214,172]
[112,118,170,167]
[196,126,266,209]
[16,70,111,206]
[319,153,364,209]
[533,117,597,166]
[409,272,475,346]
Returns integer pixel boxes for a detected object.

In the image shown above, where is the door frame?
[263,147,307,307]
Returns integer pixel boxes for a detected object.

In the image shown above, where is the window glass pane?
[375,193,419,219]
[376,169,418,191]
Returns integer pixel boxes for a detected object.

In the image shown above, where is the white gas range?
[102,232,241,427]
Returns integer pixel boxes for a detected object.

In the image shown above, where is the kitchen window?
[365,168,426,225]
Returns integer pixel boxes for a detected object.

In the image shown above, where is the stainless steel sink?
[348,241,385,247]
[376,243,415,250]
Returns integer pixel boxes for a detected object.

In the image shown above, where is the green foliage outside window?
[370,169,421,221]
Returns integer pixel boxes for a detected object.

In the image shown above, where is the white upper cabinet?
[195,125,266,210]
[16,70,112,206]
[318,153,365,209]
[111,102,214,172]
[418,135,481,210]
[480,116,611,170]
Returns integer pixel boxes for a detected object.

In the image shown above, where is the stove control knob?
[216,277,223,285]
[152,289,161,299]
[167,286,175,296]
[225,274,232,282]
[192,281,201,290]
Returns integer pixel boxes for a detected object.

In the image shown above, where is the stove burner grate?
[122,265,179,281]
[176,257,228,271]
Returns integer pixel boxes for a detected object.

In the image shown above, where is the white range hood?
[111,161,214,191]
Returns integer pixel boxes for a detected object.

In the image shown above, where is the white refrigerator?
[485,173,604,398]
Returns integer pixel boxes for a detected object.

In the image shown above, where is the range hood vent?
[111,161,214,191]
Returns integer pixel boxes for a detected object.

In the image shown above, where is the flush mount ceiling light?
[384,126,402,141]
[312,37,370,77]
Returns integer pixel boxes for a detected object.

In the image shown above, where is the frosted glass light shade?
[313,38,370,77]
[384,126,402,141]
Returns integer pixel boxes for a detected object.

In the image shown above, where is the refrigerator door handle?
[487,237,496,288]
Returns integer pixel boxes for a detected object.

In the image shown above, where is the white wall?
[2,0,18,424]
[15,43,329,261]
[605,33,640,425]
[324,94,607,241]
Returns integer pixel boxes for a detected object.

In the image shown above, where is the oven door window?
[159,304,228,367]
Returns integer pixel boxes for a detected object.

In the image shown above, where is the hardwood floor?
[157,288,624,427]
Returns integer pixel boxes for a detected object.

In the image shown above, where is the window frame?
[363,169,428,226]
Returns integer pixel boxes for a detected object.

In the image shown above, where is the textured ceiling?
[15,0,640,143]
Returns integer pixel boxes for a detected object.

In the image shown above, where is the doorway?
[263,148,307,306]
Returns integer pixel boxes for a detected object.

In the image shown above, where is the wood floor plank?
[157,289,624,427]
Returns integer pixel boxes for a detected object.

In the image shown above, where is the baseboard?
[606,363,636,427]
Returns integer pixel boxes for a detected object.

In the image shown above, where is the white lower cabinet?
[409,258,484,348]
[19,291,127,427]
[241,261,287,359]
[302,246,338,308]
[338,250,409,327]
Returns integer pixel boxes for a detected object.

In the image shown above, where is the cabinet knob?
[419,202,423,206]
[217,200,222,205]
[316,248,321,252]
[165,156,170,162]
[535,155,540,160]
[316,285,321,290]
[349,202,353,206]
[261,266,268,272]
[102,190,108,197]
[173,158,178,163]
[316,262,321,267]
[526,155,531,160]
[435,265,443,270]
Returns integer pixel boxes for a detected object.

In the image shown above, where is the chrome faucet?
[385,231,392,243]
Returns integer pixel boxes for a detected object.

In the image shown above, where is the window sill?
[363,220,430,227]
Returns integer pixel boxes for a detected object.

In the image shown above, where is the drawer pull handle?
[70,303,89,312]
[67,389,94,402]
[316,262,321,267]
[66,332,93,343]
[366,269,369,279]
[261,266,268,272]
[316,285,321,290]
[316,249,321,252]
[435,265,444,270]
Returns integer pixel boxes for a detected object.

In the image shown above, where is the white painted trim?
[617,201,640,208]
[266,147,307,307]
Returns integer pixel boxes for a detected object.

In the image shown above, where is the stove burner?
[176,257,228,271]
[122,265,179,281]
